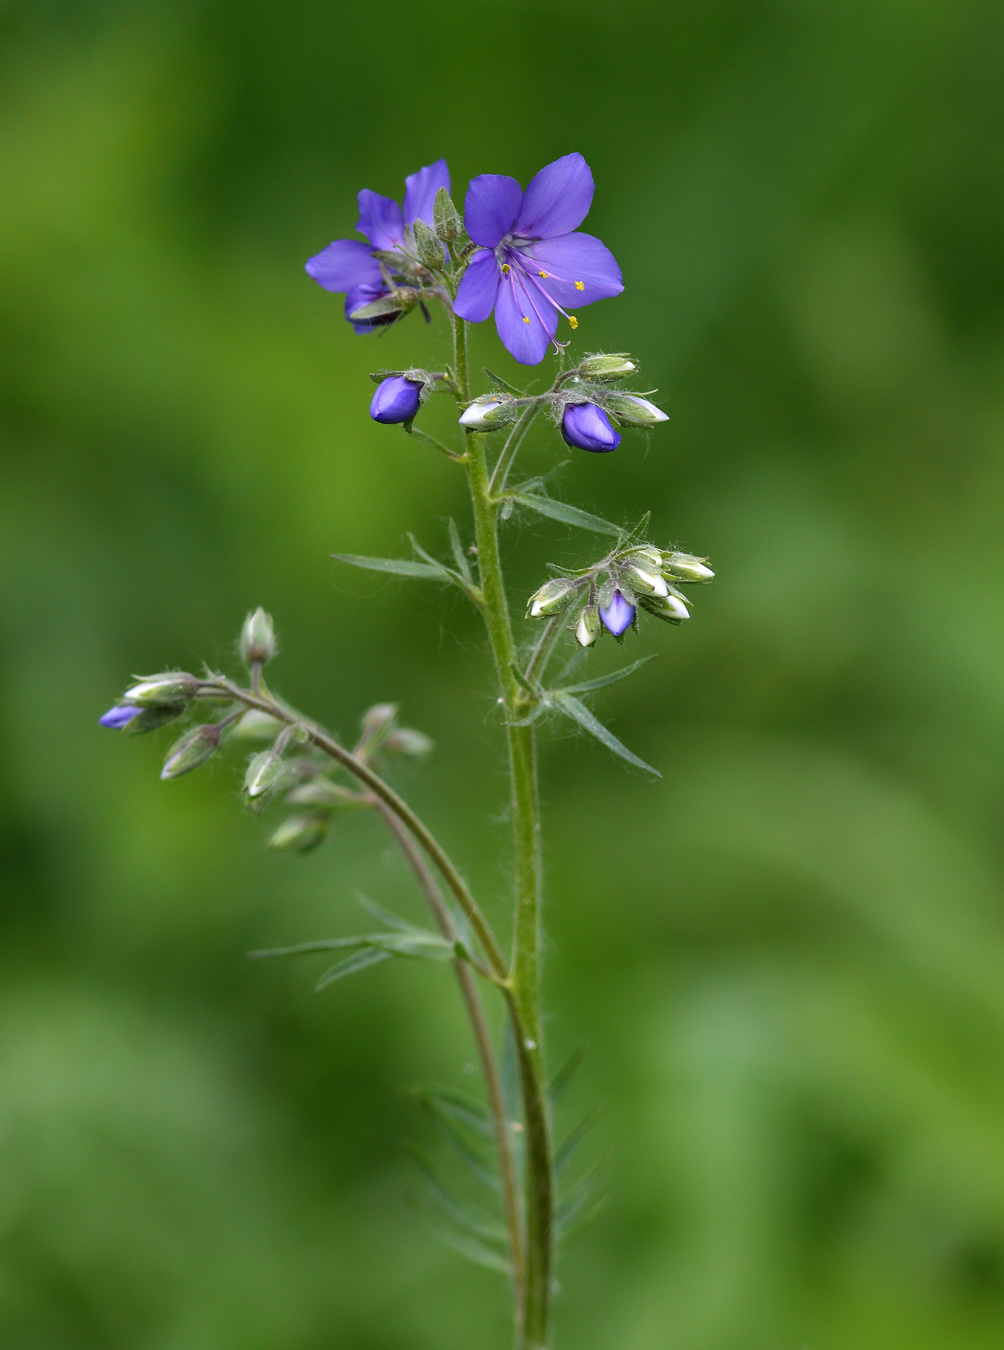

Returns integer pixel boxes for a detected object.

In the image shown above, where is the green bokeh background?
[3,0,1004,1346]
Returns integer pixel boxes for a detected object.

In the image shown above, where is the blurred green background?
[2,0,1004,1346]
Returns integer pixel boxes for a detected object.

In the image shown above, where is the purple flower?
[100,705,142,729]
[561,402,621,453]
[600,590,635,637]
[370,376,422,424]
[454,153,623,365]
[305,160,450,332]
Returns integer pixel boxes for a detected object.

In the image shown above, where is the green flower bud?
[286,779,364,811]
[639,593,690,624]
[383,727,435,758]
[624,564,669,598]
[527,578,578,618]
[412,218,444,270]
[623,545,664,569]
[123,673,198,707]
[240,607,276,664]
[268,814,329,853]
[349,289,417,323]
[459,396,520,431]
[574,605,602,648]
[578,353,637,380]
[603,393,669,425]
[662,552,714,582]
[161,724,221,779]
[232,709,285,742]
[433,186,464,242]
[360,703,398,737]
[243,750,285,805]
[124,703,187,735]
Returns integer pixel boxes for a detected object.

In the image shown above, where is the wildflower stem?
[452,315,554,1350]
[373,799,525,1311]
[524,614,569,688]
[488,401,543,496]
[203,677,508,981]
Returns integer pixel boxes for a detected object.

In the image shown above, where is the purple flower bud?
[370,375,422,425]
[561,402,621,453]
[599,589,635,636]
[99,704,142,729]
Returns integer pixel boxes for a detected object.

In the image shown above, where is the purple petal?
[561,402,621,453]
[464,175,523,248]
[356,190,404,250]
[495,270,556,365]
[370,376,422,424]
[600,590,635,636]
[305,239,382,294]
[344,282,397,334]
[100,704,142,729]
[515,153,594,240]
[521,232,623,308]
[403,159,450,226]
[454,249,501,322]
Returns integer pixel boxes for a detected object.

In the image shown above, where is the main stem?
[453,317,554,1350]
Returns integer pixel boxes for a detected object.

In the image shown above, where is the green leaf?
[557,654,658,696]
[548,1042,585,1103]
[355,893,422,933]
[251,930,453,962]
[447,518,473,583]
[406,1144,509,1246]
[508,494,622,537]
[414,1089,499,1191]
[315,947,393,989]
[555,1108,601,1174]
[411,1084,492,1137]
[407,532,445,569]
[331,553,450,580]
[555,1156,609,1237]
[552,693,661,777]
[482,367,525,396]
[402,426,466,463]
[422,1222,511,1274]
[514,460,570,493]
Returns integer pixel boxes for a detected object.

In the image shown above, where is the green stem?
[373,800,525,1308]
[453,317,555,1350]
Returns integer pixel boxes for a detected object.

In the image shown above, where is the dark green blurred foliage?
[2,0,1004,1345]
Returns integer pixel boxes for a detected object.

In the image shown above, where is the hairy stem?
[208,678,508,981]
[374,800,525,1310]
[453,316,555,1350]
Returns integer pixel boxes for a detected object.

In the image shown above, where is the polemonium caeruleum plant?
[101,153,713,1350]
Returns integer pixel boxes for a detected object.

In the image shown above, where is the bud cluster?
[449,353,669,455]
[526,544,714,645]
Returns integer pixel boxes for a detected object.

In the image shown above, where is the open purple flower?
[305,161,450,333]
[561,402,621,453]
[454,153,623,365]
[599,590,635,637]
[99,705,142,729]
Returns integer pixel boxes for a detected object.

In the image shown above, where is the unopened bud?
[662,552,714,582]
[383,727,435,758]
[161,724,221,779]
[459,396,519,431]
[413,218,444,270]
[123,673,198,707]
[268,814,329,853]
[624,546,664,569]
[243,751,285,805]
[232,709,285,742]
[433,186,464,242]
[640,593,690,624]
[126,703,187,735]
[626,565,669,598]
[241,607,276,664]
[574,605,602,648]
[578,354,637,380]
[286,779,364,811]
[527,578,578,618]
[604,394,669,425]
[360,703,398,737]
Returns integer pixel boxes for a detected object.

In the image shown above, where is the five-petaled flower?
[454,153,623,365]
[305,161,450,332]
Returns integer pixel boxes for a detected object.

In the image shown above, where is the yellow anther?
[501,263,510,273]
[538,270,548,277]
[575,280,585,290]
[568,315,579,330]
[523,316,531,324]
